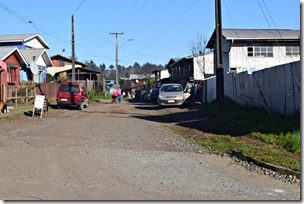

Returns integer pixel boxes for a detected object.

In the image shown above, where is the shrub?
[280,131,300,153]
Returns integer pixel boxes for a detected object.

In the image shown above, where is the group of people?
[111,86,122,104]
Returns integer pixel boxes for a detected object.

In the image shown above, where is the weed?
[172,98,300,172]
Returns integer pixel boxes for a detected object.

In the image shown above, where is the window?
[247,44,273,57]
[59,59,65,66]
[286,46,300,56]
[247,47,254,57]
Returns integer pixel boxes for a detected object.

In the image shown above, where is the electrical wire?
[73,0,87,15]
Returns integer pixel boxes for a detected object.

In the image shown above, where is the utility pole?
[71,15,75,82]
[215,0,224,109]
[110,32,124,89]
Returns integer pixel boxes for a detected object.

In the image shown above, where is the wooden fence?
[2,84,36,108]
[224,61,300,116]
[1,80,100,108]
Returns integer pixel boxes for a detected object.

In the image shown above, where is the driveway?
[0,101,300,200]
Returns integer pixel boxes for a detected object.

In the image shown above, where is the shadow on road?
[131,100,299,137]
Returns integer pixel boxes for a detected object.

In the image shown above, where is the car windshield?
[60,84,80,93]
[161,85,182,92]
[150,88,158,93]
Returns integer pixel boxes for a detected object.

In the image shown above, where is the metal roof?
[51,54,88,67]
[206,29,300,48]
[0,33,50,49]
[19,48,53,67]
[0,46,27,65]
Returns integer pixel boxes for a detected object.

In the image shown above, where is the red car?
[57,82,89,110]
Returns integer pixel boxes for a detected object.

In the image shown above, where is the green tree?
[87,60,98,71]
[109,64,114,70]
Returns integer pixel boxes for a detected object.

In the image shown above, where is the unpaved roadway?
[0,101,300,200]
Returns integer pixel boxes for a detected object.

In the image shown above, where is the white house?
[206,29,300,74]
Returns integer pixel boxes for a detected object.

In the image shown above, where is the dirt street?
[0,101,300,200]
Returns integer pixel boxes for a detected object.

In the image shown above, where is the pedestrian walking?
[117,86,122,103]
[111,89,118,103]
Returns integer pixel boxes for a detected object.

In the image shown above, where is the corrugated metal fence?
[224,61,300,116]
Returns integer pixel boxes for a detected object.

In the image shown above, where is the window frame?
[247,43,274,58]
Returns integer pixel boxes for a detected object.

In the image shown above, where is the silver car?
[158,83,185,107]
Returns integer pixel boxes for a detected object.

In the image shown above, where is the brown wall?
[35,83,60,101]
[4,53,21,85]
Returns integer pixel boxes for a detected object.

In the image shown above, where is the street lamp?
[110,33,133,88]
[116,39,133,88]
[28,21,40,34]
[119,39,133,49]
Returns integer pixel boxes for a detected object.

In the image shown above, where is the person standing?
[111,88,118,103]
[117,86,122,103]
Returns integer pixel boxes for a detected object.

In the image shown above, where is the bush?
[280,132,300,153]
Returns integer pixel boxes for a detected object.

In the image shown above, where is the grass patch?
[171,98,300,172]
[89,91,112,101]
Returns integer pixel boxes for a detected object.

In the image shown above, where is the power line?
[73,0,87,15]
[112,0,140,31]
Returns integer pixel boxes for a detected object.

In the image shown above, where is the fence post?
[14,85,17,108]
[26,86,28,106]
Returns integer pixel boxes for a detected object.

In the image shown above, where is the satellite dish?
[30,61,39,75]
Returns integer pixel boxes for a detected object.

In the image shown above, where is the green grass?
[173,98,301,172]
[89,91,112,101]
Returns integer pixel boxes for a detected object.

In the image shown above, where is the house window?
[247,47,254,57]
[247,44,273,57]
[59,59,65,66]
[286,46,300,56]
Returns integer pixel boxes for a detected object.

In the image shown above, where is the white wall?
[24,38,45,49]
[229,43,300,74]
[193,52,215,80]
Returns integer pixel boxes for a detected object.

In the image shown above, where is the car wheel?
[84,102,89,108]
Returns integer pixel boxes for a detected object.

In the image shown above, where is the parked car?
[158,83,185,107]
[57,82,89,110]
[147,87,159,103]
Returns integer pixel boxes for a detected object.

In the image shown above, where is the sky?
[0,0,300,68]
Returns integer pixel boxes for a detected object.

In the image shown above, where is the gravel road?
[0,101,300,200]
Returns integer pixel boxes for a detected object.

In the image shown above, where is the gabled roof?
[51,54,88,67]
[0,33,50,49]
[19,48,54,67]
[166,58,181,68]
[0,46,27,65]
[206,29,300,48]
[47,66,100,76]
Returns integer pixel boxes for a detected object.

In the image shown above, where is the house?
[19,49,53,83]
[128,73,155,90]
[0,33,53,82]
[0,33,50,49]
[0,46,27,100]
[206,29,300,74]
[167,53,215,88]
[152,69,170,88]
[48,54,100,82]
